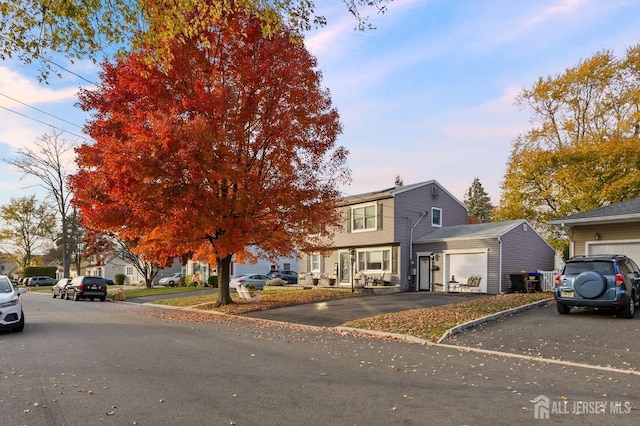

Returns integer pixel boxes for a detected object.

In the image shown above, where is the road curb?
[436,298,553,343]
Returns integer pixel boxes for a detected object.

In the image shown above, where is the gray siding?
[500,223,555,291]
[332,198,395,248]
[393,182,467,289]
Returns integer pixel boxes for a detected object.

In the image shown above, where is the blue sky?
[1,0,640,208]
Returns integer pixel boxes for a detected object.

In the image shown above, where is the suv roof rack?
[569,254,625,260]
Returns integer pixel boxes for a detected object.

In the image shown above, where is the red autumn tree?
[70,8,349,306]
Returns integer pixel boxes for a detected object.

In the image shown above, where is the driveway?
[447,301,640,371]
[242,291,488,326]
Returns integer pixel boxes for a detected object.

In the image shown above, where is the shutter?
[377,203,383,230]
[321,256,325,273]
[346,209,352,233]
[392,246,398,274]
[306,255,311,273]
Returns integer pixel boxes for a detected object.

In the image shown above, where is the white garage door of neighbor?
[588,242,640,264]
[445,252,487,290]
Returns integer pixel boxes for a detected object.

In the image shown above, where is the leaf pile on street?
[342,293,551,342]
[148,289,551,341]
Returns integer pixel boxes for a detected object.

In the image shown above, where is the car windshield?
[565,261,615,275]
[0,278,12,293]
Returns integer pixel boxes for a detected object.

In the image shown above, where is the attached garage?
[413,220,555,294]
[549,198,640,265]
[587,241,640,265]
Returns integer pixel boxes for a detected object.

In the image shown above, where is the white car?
[0,275,26,332]
[158,273,185,287]
[229,274,270,290]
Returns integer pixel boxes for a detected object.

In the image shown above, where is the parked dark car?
[51,278,72,299]
[554,254,640,318]
[66,276,108,301]
[26,276,57,287]
[267,269,298,284]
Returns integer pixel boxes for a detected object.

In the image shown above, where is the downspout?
[409,211,428,290]
[498,236,503,293]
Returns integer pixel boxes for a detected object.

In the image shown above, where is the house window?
[352,203,377,232]
[310,254,321,272]
[125,266,134,276]
[357,249,392,272]
[432,207,442,227]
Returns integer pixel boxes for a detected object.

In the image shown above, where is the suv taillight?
[615,274,625,287]
[555,274,562,287]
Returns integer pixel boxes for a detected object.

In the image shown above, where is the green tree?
[497,44,640,243]
[464,178,493,224]
[0,0,392,81]
[0,196,56,271]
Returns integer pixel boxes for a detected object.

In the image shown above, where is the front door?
[417,256,431,291]
[339,252,351,284]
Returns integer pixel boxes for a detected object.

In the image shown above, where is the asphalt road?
[1,293,638,425]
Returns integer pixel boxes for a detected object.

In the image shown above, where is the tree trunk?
[215,254,234,306]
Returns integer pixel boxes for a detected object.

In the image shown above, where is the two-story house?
[298,180,468,291]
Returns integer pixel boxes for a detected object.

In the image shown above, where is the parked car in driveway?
[0,275,26,332]
[26,276,57,287]
[52,278,72,299]
[66,276,108,301]
[229,274,270,290]
[158,273,185,287]
[266,269,298,284]
[554,254,640,318]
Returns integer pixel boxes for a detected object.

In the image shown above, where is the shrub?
[114,274,126,285]
[266,278,287,287]
[207,275,218,288]
[23,266,57,278]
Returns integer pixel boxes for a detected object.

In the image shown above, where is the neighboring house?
[186,247,298,283]
[549,197,640,262]
[86,253,183,284]
[298,180,468,290]
[413,220,555,294]
[0,255,19,279]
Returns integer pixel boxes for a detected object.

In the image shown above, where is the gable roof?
[414,219,529,243]
[340,180,466,210]
[548,197,640,226]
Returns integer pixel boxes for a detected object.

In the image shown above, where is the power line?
[0,104,91,142]
[0,92,83,129]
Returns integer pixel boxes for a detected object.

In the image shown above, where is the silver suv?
[26,276,57,287]
[554,255,640,318]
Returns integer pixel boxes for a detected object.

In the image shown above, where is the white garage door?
[445,251,487,292]
[588,242,640,265]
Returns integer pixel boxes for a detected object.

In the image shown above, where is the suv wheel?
[619,295,635,319]
[557,303,571,315]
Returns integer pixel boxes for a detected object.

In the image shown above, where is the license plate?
[561,290,574,298]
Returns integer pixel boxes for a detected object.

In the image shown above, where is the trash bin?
[509,273,526,293]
